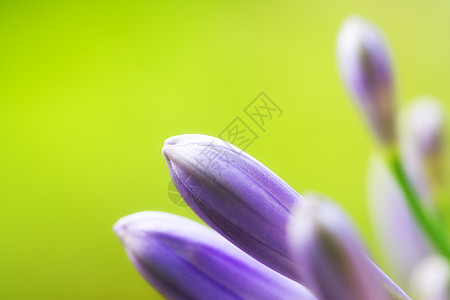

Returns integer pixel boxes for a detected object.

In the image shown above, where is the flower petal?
[162,134,304,280]
[337,16,395,145]
[402,97,445,200]
[406,97,444,157]
[114,211,317,300]
[288,195,386,300]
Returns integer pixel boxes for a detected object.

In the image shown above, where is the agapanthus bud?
[162,134,304,280]
[407,98,444,156]
[114,212,317,300]
[337,16,395,146]
[368,154,431,287]
[409,255,450,300]
[288,195,385,300]
[404,98,445,190]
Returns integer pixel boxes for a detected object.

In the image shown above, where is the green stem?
[387,151,450,259]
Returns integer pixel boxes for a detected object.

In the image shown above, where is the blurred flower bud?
[368,99,446,287]
[368,154,431,288]
[337,16,395,146]
[407,97,444,157]
[114,212,317,300]
[288,194,386,300]
[403,97,446,194]
[409,255,450,300]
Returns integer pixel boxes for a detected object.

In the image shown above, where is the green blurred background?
[1,0,450,299]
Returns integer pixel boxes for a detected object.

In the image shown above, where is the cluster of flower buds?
[338,16,449,300]
[112,15,449,300]
[115,134,409,300]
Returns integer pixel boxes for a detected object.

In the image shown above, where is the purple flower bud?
[337,16,395,145]
[368,99,444,287]
[368,154,431,288]
[114,212,317,300]
[409,255,450,300]
[288,195,386,300]
[404,98,445,190]
[407,97,444,157]
[162,134,304,280]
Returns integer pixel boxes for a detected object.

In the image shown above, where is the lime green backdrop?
[1,0,450,299]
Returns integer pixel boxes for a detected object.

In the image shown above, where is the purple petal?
[162,134,304,280]
[114,211,317,300]
[337,16,395,145]
[288,196,386,300]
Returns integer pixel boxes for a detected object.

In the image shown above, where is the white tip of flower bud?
[409,255,450,300]
[407,97,444,156]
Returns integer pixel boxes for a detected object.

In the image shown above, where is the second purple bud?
[337,16,396,146]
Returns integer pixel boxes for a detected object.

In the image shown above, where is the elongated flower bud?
[288,196,386,300]
[405,98,445,191]
[409,255,450,300]
[162,134,304,280]
[114,212,317,300]
[337,16,395,146]
[162,134,410,299]
[368,99,445,286]
[407,98,444,155]
[368,154,431,287]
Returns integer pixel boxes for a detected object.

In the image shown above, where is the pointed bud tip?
[337,16,384,56]
[163,134,216,147]
[113,211,168,242]
[163,135,181,146]
[113,212,147,241]
[161,135,182,161]
[161,144,172,164]
[339,15,376,34]
[162,134,216,161]
[113,220,126,240]
[162,135,191,165]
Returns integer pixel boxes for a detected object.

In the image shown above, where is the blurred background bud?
[368,154,431,288]
[288,194,385,300]
[337,16,395,146]
[402,98,446,210]
[409,255,450,300]
[368,98,447,289]
[407,98,444,157]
